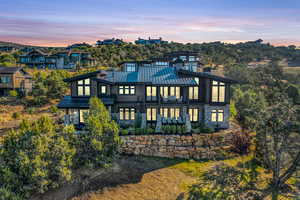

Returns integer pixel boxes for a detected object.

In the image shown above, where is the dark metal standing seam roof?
[104,66,198,85]
[57,96,114,109]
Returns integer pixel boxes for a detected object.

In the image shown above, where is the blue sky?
[0,0,300,46]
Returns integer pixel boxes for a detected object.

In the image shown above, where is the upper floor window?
[125,63,136,72]
[211,109,224,122]
[146,108,157,121]
[99,85,107,95]
[119,85,135,95]
[155,61,169,66]
[189,56,196,61]
[77,79,90,96]
[211,81,225,103]
[119,108,135,120]
[189,108,198,122]
[189,86,199,100]
[160,86,180,99]
[146,86,157,101]
[0,76,11,84]
[179,56,187,61]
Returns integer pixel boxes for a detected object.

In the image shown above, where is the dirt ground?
[73,168,195,200]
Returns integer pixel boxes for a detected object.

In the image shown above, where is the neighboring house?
[58,52,237,131]
[67,43,92,50]
[135,37,168,45]
[0,46,19,53]
[96,38,125,45]
[119,51,202,72]
[0,67,32,96]
[18,49,96,69]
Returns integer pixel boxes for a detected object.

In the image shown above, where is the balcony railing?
[160,95,183,103]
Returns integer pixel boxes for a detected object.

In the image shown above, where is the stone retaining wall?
[120,128,241,160]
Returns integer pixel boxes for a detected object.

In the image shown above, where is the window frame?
[77,78,91,96]
[189,108,199,122]
[119,85,136,95]
[119,107,135,121]
[160,107,180,119]
[160,86,180,99]
[211,81,226,103]
[211,109,224,122]
[99,85,107,95]
[146,86,157,101]
[189,86,199,100]
[146,108,157,121]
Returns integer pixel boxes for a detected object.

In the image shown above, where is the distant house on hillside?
[119,51,202,72]
[18,49,96,69]
[0,67,32,96]
[0,46,19,53]
[135,37,168,45]
[67,43,92,50]
[96,38,125,46]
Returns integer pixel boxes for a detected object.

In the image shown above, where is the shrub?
[146,128,154,134]
[201,125,215,133]
[8,90,18,98]
[26,107,36,114]
[230,101,238,120]
[231,132,251,155]
[182,125,187,134]
[120,129,129,136]
[171,125,177,134]
[0,187,22,200]
[76,97,120,168]
[0,117,76,197]
[11,112,20,119]
[49,105,59,114]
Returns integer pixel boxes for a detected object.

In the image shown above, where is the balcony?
[160,95,183,103]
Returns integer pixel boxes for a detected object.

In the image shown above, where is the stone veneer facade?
[120,127,240,160]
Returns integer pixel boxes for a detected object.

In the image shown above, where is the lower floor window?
[189,108,198,122]
[211,109,224,122]
[119,108,135,120]
[160,107,180,119]
[147,108,157,121]
[79,109,89,123]
[68,109,89,124]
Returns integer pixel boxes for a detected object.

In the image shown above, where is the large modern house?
[96,38,125,46]
[135,37,168,45]
[18,49,96,69]
[57,52,237,131]
[0,67,32,96]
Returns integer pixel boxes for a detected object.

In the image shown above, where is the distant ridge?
[0,41,65,49]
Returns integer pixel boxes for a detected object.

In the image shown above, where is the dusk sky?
[1,0,300,47]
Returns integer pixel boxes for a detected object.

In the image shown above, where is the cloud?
[0,15,299,46]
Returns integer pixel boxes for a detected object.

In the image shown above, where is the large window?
[189,108,198,122]
[125,63,136,72]
[211,109,224,122]
[212,81,225,102]
[189,86,199,100]
[0,76,11,84]
[99,85,107,95]
[119,108,135,120]
[79,109,89,123]
[147,108,157,121]
[77,79,90,96]
[155,61,169,66]
[146,86,157,101]
[160,86,180,99]
[160,108,180,119]
[119,85,135,95]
